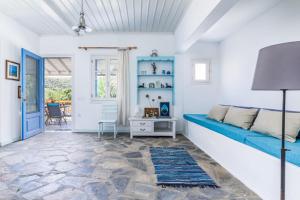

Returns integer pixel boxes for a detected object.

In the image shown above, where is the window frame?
[91,55,119,102]
[191,59,211,84]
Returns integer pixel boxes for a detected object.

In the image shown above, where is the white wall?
[219,0,300,111]
[40,33,181,132]
[0,12,40,146]
[179,42,220,114]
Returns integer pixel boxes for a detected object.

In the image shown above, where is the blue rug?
[150,147,218,187]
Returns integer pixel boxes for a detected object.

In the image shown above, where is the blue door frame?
[21,48,44,140]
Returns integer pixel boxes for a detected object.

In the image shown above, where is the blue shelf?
[137,56,175,105]
[138,88,173,90]
[137,56,175,62]
[137,74,173,77]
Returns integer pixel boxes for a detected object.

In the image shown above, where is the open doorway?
[44,57,72,131]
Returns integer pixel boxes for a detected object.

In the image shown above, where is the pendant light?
[72,0,92,35]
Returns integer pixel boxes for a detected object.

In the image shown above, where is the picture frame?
[6,60,20,81]
[160,102,170,117]
[18,86,21,99]
[144,107,159,118]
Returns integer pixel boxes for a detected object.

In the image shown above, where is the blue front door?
[21,48,44,140]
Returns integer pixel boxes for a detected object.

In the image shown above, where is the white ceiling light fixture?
[72,0,92,35]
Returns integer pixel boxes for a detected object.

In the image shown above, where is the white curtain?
[117,49,130,126]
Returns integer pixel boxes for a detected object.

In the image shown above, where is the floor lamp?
[252,41,300,200]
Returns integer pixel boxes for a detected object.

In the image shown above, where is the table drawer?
[131,121,153,127]
[131,126,153,133]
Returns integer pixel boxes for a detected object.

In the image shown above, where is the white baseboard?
[72,127,183,134]
[0,137,20,146]
[184,121,300,200]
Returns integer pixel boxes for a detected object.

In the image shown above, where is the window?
[91,56,119,100]
[192,59,211,83]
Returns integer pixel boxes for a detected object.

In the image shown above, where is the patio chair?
[46,103,67,126]
[98,104,118,139]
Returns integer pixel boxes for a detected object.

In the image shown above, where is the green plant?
[45,77,72,101]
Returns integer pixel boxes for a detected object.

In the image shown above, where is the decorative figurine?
[166,83,172,88]
[162,70,166,75]
[138,83,145,88]
[166,71,171,75]
[151,62,157,74]
[149,83,155,88]
[155,80,161,88]
[151,49,158,57]
[161,83,165,88]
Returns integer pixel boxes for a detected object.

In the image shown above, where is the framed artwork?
[6,60,20,81]
[18,86,21,99]
[144,108,159,118]
[160,102,170,117]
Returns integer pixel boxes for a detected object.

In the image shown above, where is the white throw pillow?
[251,109,300,143]
[223,106,258,129]
[207,105,229,122]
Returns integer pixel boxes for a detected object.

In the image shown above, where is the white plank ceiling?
[0,0,192,35]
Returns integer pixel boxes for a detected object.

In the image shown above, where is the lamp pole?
[252,42,300,200]
[281,89,287,200]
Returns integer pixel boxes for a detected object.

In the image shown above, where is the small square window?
[192,60,210,84]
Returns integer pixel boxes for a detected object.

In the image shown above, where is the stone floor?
[45,118,72,132]
[0,132,261,200]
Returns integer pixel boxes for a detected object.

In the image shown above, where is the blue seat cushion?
[183,114,263,143]
[47,103,59,107]
[245,135,300,167]
[183,114,300,167]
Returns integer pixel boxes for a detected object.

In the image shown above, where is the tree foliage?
[45,77,72,101]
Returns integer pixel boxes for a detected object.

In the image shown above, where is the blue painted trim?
[137,56,175,105]
[137,56,175,62]
[138,88,173,91]
[172,58,175,105]
[21,48,44,140]
[21,49,25,140]
[137,59,139,104]
[137,74,173,77]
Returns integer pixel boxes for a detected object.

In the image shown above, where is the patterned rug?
[150,147,218,187]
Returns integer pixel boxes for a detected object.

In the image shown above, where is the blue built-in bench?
[183,114,300,167]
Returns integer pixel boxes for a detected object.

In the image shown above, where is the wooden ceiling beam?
[46,59,61,75]
[58,58,71,74]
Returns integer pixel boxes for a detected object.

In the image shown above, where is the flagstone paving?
[0,132,261,200]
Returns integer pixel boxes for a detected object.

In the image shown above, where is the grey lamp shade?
[252,41,300,90]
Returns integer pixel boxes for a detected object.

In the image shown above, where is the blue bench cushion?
[183,114,300,167]
[183,114,262,143]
